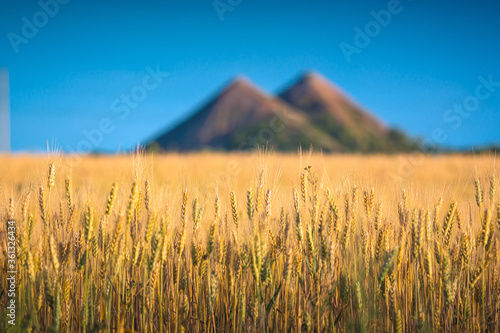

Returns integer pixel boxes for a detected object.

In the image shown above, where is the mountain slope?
[149,77,344,151]
[148,72,417,153]
[278,72,415,152]
[279,72,387,133]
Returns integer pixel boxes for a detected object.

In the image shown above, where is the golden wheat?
[0,153,499,332]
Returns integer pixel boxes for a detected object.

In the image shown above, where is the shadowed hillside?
[148,72,418,152]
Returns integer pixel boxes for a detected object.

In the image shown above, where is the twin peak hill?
[147,72,416,153]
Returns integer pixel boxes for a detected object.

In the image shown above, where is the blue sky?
[1,0,499,152]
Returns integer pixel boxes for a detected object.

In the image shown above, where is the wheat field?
[0,152,499,332]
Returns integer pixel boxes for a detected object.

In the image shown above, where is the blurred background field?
[1,153,498,207]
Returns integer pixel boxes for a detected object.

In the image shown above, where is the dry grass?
[0,151,499,332]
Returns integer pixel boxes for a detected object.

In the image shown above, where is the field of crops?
[1,152,499,332]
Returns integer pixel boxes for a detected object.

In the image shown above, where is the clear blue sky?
[1,0,499,152]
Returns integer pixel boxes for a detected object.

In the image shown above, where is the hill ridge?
[148,72,416,152]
